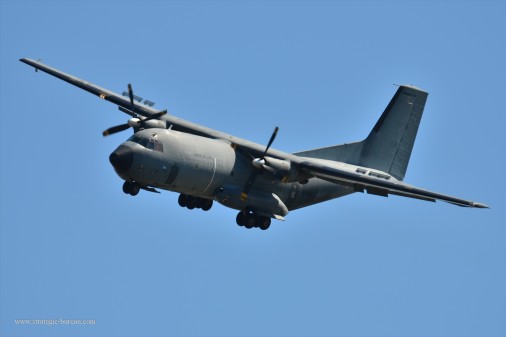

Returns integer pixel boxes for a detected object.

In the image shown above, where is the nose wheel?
[122,181,140,196]
[236,211,271,230]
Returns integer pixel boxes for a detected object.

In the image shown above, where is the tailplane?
[294,85,428,181]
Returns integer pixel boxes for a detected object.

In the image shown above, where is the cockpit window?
[146,140,155,150]
[127,134,149,147]
[148,139,164,152]
[127,134,164,152]
[154,142,163,152]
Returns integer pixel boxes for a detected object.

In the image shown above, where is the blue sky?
[1,1,505,336]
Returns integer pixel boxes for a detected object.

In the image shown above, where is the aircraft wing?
[20,58,280,151]
[297,159,489,208]
[20,58,293,157]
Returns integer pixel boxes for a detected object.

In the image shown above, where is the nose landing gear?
[236,211,271,230]
[122,181,140,196]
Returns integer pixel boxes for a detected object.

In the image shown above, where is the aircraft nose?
[109,145,133,174]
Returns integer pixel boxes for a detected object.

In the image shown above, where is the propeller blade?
[103,85,166,138]
[128,83,136,117]
[102,123,131,137]
[241,126,280,201]
[261,126,279,158]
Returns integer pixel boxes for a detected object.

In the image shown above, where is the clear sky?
[1,1,505,336]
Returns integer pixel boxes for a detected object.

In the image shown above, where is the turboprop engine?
[261,156,300,183]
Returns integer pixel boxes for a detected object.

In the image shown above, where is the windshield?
[127,134,164,152]
[128,134,149,147]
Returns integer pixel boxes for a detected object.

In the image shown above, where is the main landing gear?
[123,181,140,196]
[236,211,271,230]
[178,194,213,211]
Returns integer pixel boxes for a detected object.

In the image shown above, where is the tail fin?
[294,85,428,181]
[359,85,428,180]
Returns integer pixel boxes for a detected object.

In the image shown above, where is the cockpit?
[127,133,164,152]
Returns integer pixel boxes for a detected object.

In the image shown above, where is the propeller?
[240,126,279,201]
[127,83,136,116]
[102,83,167,137]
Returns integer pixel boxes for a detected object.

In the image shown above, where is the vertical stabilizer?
[294,85,428,181]
[359,85,428,180]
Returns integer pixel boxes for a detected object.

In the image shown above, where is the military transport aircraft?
[20,58,488,230]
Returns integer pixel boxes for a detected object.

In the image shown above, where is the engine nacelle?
[263,156,300,183]
[127,117,166,130]
[142,119,166,129]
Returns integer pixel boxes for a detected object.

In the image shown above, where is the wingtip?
[473,202,490,209]
[19,58,40,66]
[19,58,36,66]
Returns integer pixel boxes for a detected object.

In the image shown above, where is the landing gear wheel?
[236,212,246,226]
[178,194,187,207]
[259,217,271,230]
[122,181,132,194]
[245,213,256,229]
[129,183,140,196]
[186,196,197,210]
[201,200,213,211]
[195,198,203,209]
[123,181,139,196]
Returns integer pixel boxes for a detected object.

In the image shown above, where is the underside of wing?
[298,160,489,208]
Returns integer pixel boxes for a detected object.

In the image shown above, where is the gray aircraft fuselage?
[112,128,354,217]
